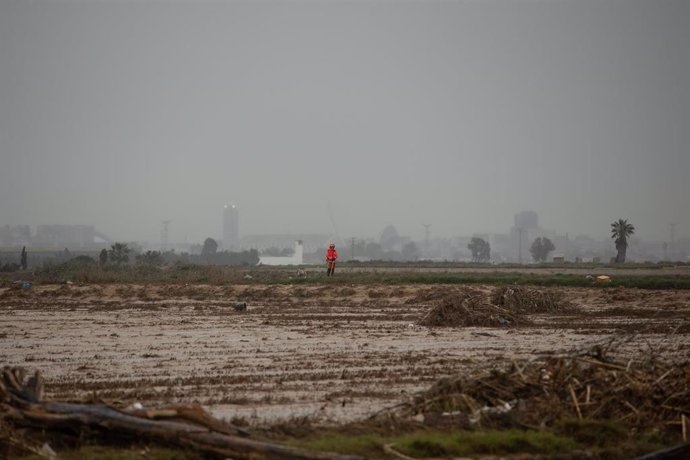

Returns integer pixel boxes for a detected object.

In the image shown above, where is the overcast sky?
[1,0,688,244]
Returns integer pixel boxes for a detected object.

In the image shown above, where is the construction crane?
[327,202,346,248]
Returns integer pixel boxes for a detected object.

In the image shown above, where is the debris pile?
[418,289,524,328]
[419,287,575,328]
[400,352,690,437]
[491,286,573,314]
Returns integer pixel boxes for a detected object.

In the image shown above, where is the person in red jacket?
[326,243,338,276]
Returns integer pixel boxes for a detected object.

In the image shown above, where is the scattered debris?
[0,367,363,460]
[39,443,56,458]
[597,275,612,284]
[390,349,690,439]
[124,401,144,412]
[234,302,247,312]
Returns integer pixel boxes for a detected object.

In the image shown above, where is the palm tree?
[611,219,635,263]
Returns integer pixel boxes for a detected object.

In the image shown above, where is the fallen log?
[126,404,252,437]
[1,367,362,460]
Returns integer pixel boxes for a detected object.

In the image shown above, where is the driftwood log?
[0,367,363,460]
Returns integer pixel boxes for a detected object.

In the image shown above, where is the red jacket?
[326,248,338,261]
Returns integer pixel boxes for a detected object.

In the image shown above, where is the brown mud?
[1,283,688,426]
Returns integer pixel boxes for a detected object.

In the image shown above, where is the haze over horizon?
[1,0,688,244]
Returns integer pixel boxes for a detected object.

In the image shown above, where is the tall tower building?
[514,210,539,230]
[223,204,239,250]
[511,210,540,263]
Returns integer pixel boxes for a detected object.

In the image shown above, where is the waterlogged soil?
[1,283,689,425]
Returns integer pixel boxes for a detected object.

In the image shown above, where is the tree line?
[466,218,636,263]
[0,219,639,270]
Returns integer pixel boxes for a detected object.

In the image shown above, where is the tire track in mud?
[1,283,689,424]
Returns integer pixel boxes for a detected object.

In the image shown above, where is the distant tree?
[136,250,164,266]
[20,246,27,270]
[208,248,260,266]
[0,262,20,273]
[161,249,176,264]
[243,249,260,266]
[72,255,96,264]
[611,219,635,263]
[262,247,294,257]
[108,243,131,265]
[99,248,108,267]
[401,241,419,261]
[201,238,218,257]
[530,237,555,262]
[467,237,491,262]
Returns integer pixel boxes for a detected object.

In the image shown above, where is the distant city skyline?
[1,208,686,248]
[2,209,688,263]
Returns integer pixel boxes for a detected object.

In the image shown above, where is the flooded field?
[2,283,689,426]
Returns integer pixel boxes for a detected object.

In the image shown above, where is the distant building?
[513,210,539,230]
[33,225,98,248]
[0,225,31,247]
[222,204,239,250]
[510,211,541,262]
[259,241,304,265]
[241,234,332,253]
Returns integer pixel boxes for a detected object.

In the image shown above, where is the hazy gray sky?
[1,0,688,244]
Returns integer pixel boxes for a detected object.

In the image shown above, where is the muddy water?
[1,284,688,425]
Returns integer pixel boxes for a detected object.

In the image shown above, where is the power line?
[669,222,678,258]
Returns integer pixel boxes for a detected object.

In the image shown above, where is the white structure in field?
[258,240,304,266]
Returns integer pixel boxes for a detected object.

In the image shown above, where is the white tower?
[222,204,239,250]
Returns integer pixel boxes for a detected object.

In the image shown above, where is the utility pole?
[161,220,171,252]
[517,227,524,264]
[422,224,431,258]
[351,237,355,261]
[669,223,678,259]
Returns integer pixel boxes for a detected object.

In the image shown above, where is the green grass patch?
[285,424,679,459]
[290,271,690,290]
[286,432,387,457]
[554,419,628,447]
[4,262,690,289]
[287,429,580,458]
[395,430,579,457]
